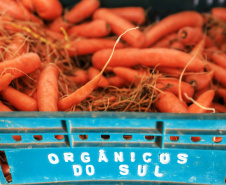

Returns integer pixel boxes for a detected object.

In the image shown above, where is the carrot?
[65,0,100,24]
[157,78,195,103]
[0,73,13,91]
[69,69,88,85]
[93,8,145,48]
[33,0,62,21]
[20,0,34,11]
[5,35,28,60]
[0,0,42,24]
[152,33,177,48]
[211,52,226,69]
[67,38,124,56]
[0,53,41,79]
[37,65,59,111]
[203,46,218,60]
[1,86,38,111]
[190,39,205,60]
[107,76,127,87]
[58,27,138,111]
[170,40,185,51]
[215,88,226,104]
[49,17,71,33]
[207,62,226,87]
[67,20,111,38]
[211,7,226,22]
[144,11,204,47]
[208,26,226,47]
[177,27,203,45]
[88,67,109,88]
[184,71,213,90]
[113,67,149,85]
[221,43,226,52]
[187,90,215,113]
[92,48,205,71]
[42,28,64,40]
[155,91,188,113]
[211,103,226,113]
[156,67,182,77]
[194,86,210,99]
[0,100,12,111]
[108,7,146,25]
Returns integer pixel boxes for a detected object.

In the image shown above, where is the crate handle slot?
[33,135,43,141]
[212,137,223,143]
[170,136,179,142]
[79,135,88,140]
[101,135,110,140]
[54,135,64,140]
[191,136,201,142]
[123,135,132,140]
[145,135,154,141]
[0,151,12,183]
[12,135,22,142]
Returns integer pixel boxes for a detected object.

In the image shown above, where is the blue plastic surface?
[0,112,225,184]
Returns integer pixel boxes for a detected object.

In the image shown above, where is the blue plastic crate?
[0,112,226,184]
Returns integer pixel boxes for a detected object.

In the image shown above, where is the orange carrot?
[211,7,226,22]
[113,67,149,85]
[37,65,59,111]
[67,38,124,56]
[157,78,195,103]
[144,11,204,47]
[207,62,226,87]
[211,103,226,113]
[187,90,215,113]
[190,39,205,60]
[69,69,88,85]
[108,7,145,25]
[203,46,218,60]
[92,48,205,71]
[0,53,41,79]
[0,100,12,111]
[194,86,210,99]
[93,8,145,48]
[65,0,100,24]
[177,27,203,45]
[221,43,226,52]
[152,33,177,48]
[88,67,109,88]
[216,88,226,104]
[20,0,34,11]
[208,26,226,47]
[155,91,188,113]
[42,28,64,40]
[0,0,42,24]
[156,67,182,77]
[107,76,127,87]
[1,86,38,111]
[49,17,71,33]
[33,0,62,21]
[67,20,111,38]
[0,73,13,91]
[170,40,185,51]
[184,71,213,90]
[211,52,226,69]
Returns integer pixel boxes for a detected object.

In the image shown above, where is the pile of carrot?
[0,0,225,113]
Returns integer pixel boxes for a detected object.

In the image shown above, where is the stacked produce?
[0,0,225,113]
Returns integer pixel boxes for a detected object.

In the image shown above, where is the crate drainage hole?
[191,137,201,142]
[33,135,43,141]
[101,135,110,140]
[123,135,132,140]
[0,151,12,183]
[170,136,179,141]
[54,135,64,140]
[12,135,22,142]
[79,135,88,140]
[145,135,154,141]
[212,137,223,143]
